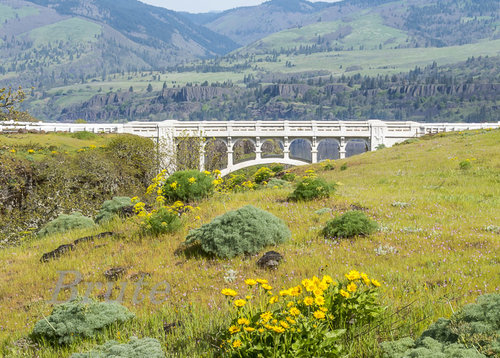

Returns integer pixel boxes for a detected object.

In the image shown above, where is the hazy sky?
[140,0,342,13]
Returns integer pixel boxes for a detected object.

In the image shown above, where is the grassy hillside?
[1,128,499,356]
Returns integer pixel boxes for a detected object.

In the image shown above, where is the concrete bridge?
[1,120,498,176]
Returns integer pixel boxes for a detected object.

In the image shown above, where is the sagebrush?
[95,196,132,224]
[38,212,95,237]
[162,170,214,202]
[184,205,290,258]
[71,337,165,358]
[31,297,134,344]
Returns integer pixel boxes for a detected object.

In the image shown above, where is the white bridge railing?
[1,120,498,175]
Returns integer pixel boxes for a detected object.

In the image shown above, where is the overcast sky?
[140,0,342,13]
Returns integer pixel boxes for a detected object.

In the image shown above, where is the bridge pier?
[255,137,262,160]
[339,137,346,159]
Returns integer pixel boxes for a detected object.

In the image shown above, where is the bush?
[105,134,158,187]
[162,170,214,203]
[381,293,500,358]
[254,166,274,184]
[288,177,334,201]
[31,297,134,344]
[38,212,95,237]
[95,197,132,224]
[141,207,182,236]
[459,159,472,170]
[321,159,336,171]
[323,211,378,239]
[340,163,348,171]
[184,205,290,258]
[221,270,384,357]
[71,131,97,140]
[265,178,289,188]
[71,337,165,358]
[271,164,284,172]
[281,172,296,182]
[224,173,247,191]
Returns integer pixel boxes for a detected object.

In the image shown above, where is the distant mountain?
[198,0,339,46]
[199,0,499,47]
[0,0,237,88]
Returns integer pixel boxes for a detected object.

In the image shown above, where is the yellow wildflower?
[315,296,325,306]
[313,288,324,297]
[262,284,273,291]
[313,310,325,320]
[361,273,371,286]
[170,181,178,189]
[345,270,361,281]
[232,340,242,348]
[286,317,296,324]
[221,289,238,297]
[237,318,250,326]
[272,326,285,333]
[340,289,350,298]
[244,327,255,332]
[234,299,246,308]
[347,282,357,293]
[289,307,301,316]
[269,296,278,304]
[228,326,240,334]
[260,312,272,322]
[280,321,289,329]
[188,177,196,183]
[244,279,257,286]
[371,279,382,287]
[303,296,314,306]
[256,279,268,284]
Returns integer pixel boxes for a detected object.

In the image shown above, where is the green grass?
[250,13,408,53]
[0,4,39,27]
[0,132,117,160]
[27,18,102,46]
[0,128,499,356]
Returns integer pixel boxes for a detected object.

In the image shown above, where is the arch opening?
[233,138,256,165]
[205,138,228,171]
[346,139,369,157]
[261,139,284,159]
[318,139,340,161]
[289,138,312,162]
[176,136,203,171]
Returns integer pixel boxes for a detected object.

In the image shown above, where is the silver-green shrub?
[381,294,500,357]
[38,212,95,237]
[71,337,164,358]
[95,197,132,224]
[184,205,290,258]
[31,297,134,344]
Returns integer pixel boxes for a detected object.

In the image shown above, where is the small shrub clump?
[31,297,134,344]
[162,170,215,203]
[71,337,165,358]
[281,171,296,182]
[323,211,378,239]
[140,206,182,236]
[184,205,290,258]
[288,172,335,201]
[221,270,384,357]
[265,178,289,188]
[381,293,500,358]
[95,197,132,224]
[254,166,274,184]
[38,212,95,237]
[321,159,336,171]
[459,159,472,170]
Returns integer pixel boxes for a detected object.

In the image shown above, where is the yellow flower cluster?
[224,271,382,352]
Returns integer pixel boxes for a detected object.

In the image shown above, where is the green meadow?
[0,128,499,356]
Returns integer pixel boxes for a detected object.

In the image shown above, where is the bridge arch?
[233,138,257,164]
[346,138,369,157]
[220,157,308,177]
[318,138,340,161]
[289,138,312,162]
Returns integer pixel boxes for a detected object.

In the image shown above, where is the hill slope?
[0,128,499,356]
[0,0,237,88]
